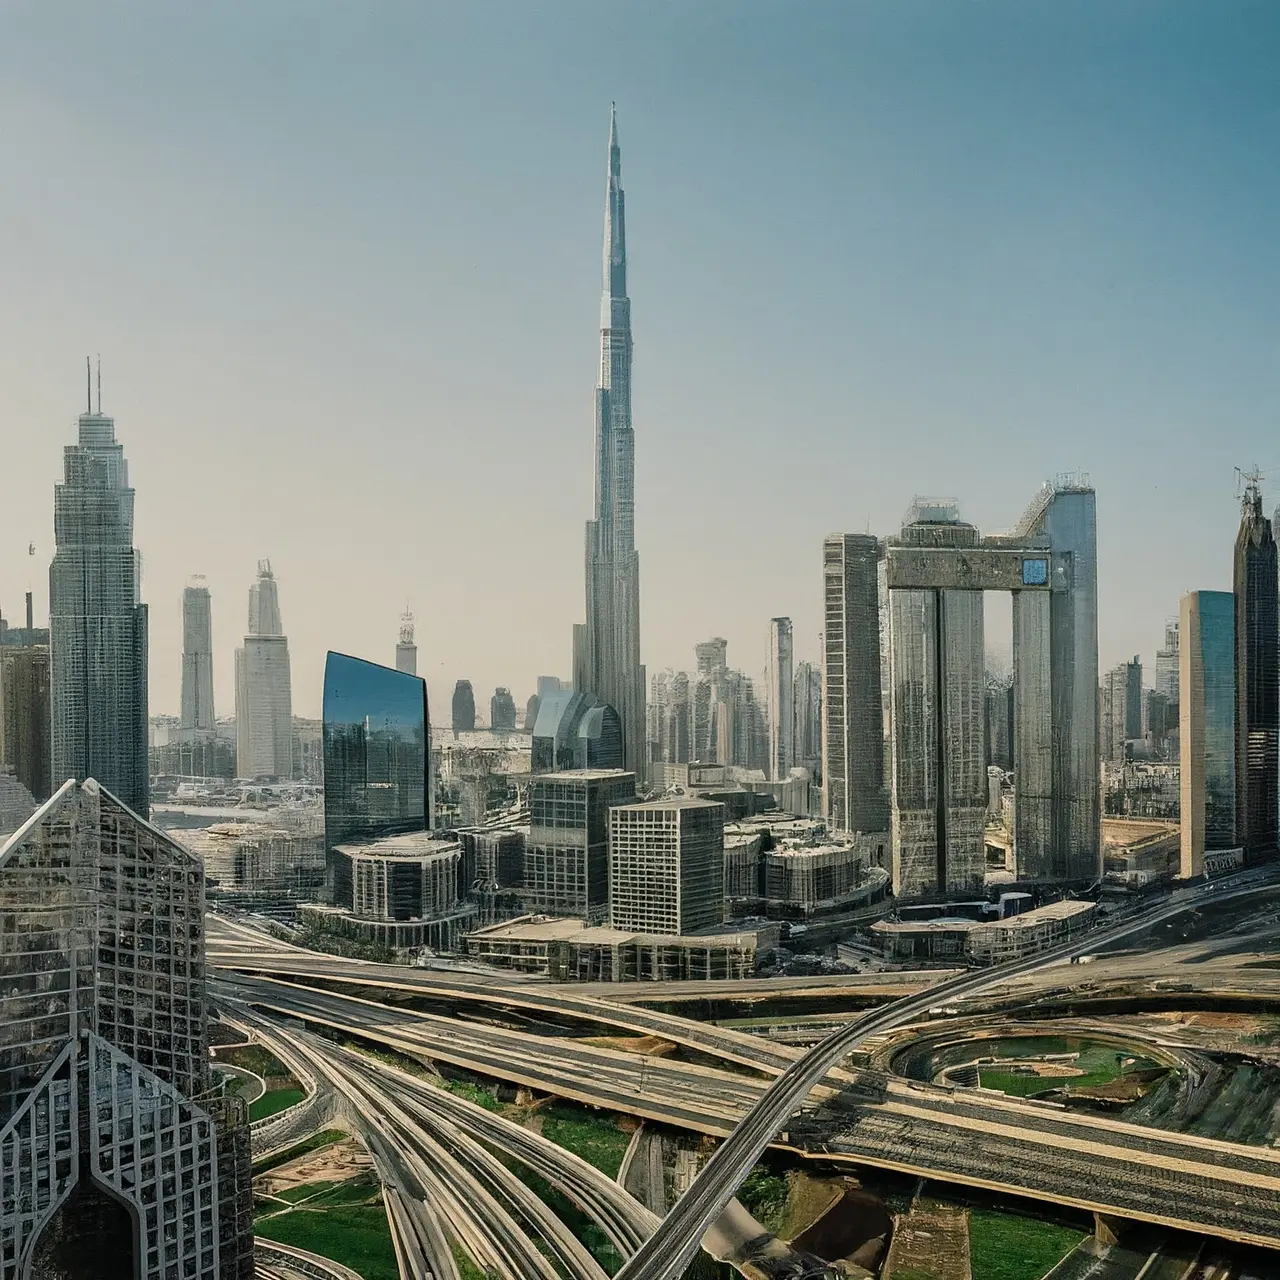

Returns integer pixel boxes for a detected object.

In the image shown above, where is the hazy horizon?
[2,2,1277,722]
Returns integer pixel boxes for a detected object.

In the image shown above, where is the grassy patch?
[251,1087,306,1122]
[253,1129,347,1175]
[975,1038,1161,1099]
[442,1077,509,1113]
[968,1209,1084,1280]
[737,1160,790,1236]
[540,1102,632,1178]
[451,1242,489,1280]
[254,1181,398,1280]
[217,1042,289,1078]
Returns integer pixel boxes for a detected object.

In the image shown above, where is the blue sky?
[1,1,1277,718]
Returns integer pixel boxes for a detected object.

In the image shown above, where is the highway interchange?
[217,867,1280,1279]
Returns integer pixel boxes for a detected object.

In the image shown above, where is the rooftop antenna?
[85,356,91,415]
[96,354,101,414]
[1234,464,1265,504]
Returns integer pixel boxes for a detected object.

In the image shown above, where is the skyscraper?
[766,618,795,781]
[1180,590,1237,877]
[1101,657,1142,766]
[0,778,254,1279]
[180,577,215,732]
[0,644,51,803]
[821,534,889,837]
[1234,476,1278,857]
[234,561,293,780]
[451,679,477,733]
[396,608,417,675]
[793,660,822,771]
[573,106,646,779]
[490,687,517,730]
[887,504,986,898]
[49,379,149,815]
[1155,618,1180,703]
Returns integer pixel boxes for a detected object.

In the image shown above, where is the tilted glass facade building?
[322,652,430,906]
[1181,590,1237,876]
[0,779,253,1280]
[530,690,624,773]
[50,410,149,816]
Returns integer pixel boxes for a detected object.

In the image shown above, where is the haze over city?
[1,0,1277,722]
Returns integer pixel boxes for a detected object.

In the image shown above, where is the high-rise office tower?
[0,778,254,1280]
[0,644,51,802]
[793,659,822,771]
[984,673,1014,771]
[573,106,646,779]
[821,534,889,837]
[490,687,517,731]
[396,608,417,675]
[1234,476,1279,857]
[767,617,795,781]
[180,577,215,731]
[49,379,149,815]
[234,561,292,780]
[695,638,728,680]
[887,503,986,898]
[451,679,477,733]
[1181,590,1237,876]
[609,796,725,935]
[1155,618,1180,703]
[522,769,637,922]
[1101,657,1142,766]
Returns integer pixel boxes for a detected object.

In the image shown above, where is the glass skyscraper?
[1180,589,1237,876]
[322,651,430,903]
[1233,478,1278,858]
[49,397,149,816]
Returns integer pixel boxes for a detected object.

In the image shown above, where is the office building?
[49,386,149,815]
[395,608,417,675]
[531,690,623,772]
[766,617,794,781]
[1155,618,1180,704]
[609,796,725,936]
[452,679,477,733]
[1180,591,1238,877]
[1101,657,1143,766]
[180,577,215,732]
[322,651,430,900]
[822,534,890,838]
[887,502,987,898]
[0,643,51,802]
[0,778,254,1280]
[490,686,517,730]
[984,674,1014,771]
[882,479,1100,896]
[572,107,646,778]
[793,660,821,771]
[522,769,636,922]
[233,562,292,780]
[1234,476,1278,858]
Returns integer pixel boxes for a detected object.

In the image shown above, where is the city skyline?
[1,4,1278,723]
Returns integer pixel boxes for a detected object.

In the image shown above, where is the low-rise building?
[463,914,779,982]
[967,899,1098,964]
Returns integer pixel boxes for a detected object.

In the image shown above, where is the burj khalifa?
[573,106,646,778]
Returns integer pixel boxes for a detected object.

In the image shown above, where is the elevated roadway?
[614,870,1280,1280]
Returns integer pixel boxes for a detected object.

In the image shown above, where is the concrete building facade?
[609,796,725,936]
[234,562,292,780]
[0,644,51,803]
[395,609,417,675]
[522,769,636,922]
[180,578,216,732]
[821,534,889,837]
[766,617,794,782]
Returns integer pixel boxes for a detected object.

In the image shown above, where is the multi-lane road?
[215,868,1280,1279]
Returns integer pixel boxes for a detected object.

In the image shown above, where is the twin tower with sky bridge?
[827,477,1101,900]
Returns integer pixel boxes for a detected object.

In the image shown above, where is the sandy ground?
[255,1136,373,1196]
[882,1196,972,1280]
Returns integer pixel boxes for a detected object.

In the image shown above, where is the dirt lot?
[256,1137,373,1196]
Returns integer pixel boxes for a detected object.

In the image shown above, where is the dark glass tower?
[1234,475,1278,857]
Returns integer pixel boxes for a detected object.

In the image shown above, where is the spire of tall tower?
[603,103,626,301]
